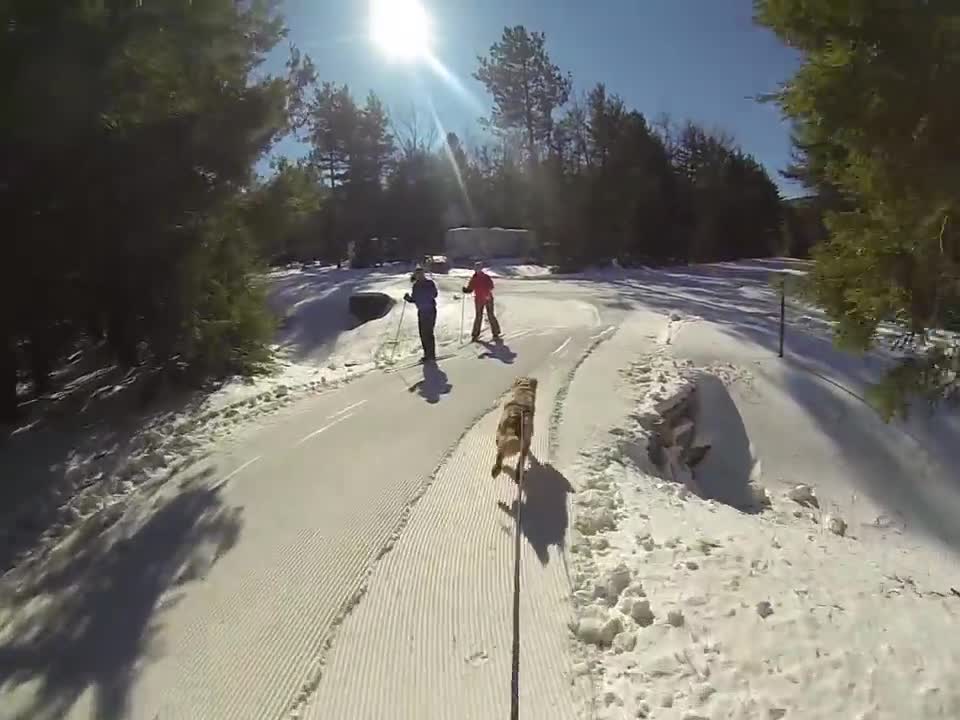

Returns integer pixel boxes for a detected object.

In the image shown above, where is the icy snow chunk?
[824,513,847,537]
[576,489,615,510]
[666,609,685,627]
[602,690,622,707]
[600,615,624,644]
[756,601,775,619]
[575,614,623,647]
[603,563,633,599]
[613,630,637,653]
[631,599,656,627]
[569,530,591,555]
[591,536,610,551]
[787,484,819,507]
[575,507,616,536]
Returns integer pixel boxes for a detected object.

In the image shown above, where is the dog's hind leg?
[491,451,503,478]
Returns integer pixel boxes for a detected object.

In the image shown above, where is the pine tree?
[473,26,571,163]
[1,0,304,419]
[756,0,960,415]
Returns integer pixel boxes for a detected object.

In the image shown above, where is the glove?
[403,293,412,303]
[462,286,470,294]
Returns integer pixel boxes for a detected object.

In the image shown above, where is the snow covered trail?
[304,329,605,720]
[0,324,610,720]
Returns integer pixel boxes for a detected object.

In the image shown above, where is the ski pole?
[459,292,465,344]
[391,299,407,363]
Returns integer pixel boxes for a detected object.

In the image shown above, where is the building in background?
[444,227,536,262]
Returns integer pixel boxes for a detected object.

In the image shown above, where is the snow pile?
[566,356,960,719]
[448,260,553,279]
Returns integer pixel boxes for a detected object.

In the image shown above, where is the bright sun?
[370,0,432,62]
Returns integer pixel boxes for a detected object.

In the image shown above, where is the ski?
[385,352,457,373]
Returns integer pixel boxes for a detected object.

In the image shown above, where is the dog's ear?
[528,377,538,390]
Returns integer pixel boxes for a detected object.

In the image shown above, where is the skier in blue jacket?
[404,265,438,363]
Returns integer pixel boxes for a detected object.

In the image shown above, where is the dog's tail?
[499,434,522,457]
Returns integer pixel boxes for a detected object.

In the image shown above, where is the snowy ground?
[551,271,960,719]
[0,261,594,576]
[2,256,958,719]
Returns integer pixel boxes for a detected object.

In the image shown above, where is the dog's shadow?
[496,454,574,566]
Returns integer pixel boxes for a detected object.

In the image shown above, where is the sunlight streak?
[423,94,476,225]
[423,53,485,114]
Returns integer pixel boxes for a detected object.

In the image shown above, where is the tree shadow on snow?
[777,365,960,553]
[569,259,893,395]
[409,363,452,405]
[478,339,517,364]
[497,454,574,565]
[0,477,243,720]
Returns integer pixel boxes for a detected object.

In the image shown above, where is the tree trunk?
[28,330,53,394]
[1,334,18,423]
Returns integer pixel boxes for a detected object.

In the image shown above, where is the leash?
[510,411,526,720]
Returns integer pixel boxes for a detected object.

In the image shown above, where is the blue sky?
[264,0,803,196]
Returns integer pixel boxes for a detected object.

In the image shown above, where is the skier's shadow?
[496,454,573,565]
[409,362,452,404]
[478,339,517,364]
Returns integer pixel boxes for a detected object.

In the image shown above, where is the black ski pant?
[418,309,436,360]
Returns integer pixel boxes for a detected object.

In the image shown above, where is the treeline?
[258,26,793,270]
[2,3,795,422]
[1,0,311,421]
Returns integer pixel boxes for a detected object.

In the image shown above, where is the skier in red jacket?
[462,261,502,342]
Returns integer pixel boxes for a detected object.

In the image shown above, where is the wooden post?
[778,274,786,358]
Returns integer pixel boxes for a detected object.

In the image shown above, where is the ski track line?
[209,455,262,490]
[284,393,518,720]
[293,410,358,446]
[548,325,621,463]
[305,338,595,720]
[171,456,431,720]
[152,524,335,717]
[330,398,368,419]
[589,324,616,341]
[551,337,572,356]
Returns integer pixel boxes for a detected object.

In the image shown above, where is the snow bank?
[565,354,960,719]
[448,259,553,279]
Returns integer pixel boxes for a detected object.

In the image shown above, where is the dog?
[491,376,538,480]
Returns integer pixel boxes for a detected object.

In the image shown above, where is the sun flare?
[370,0,432,63]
